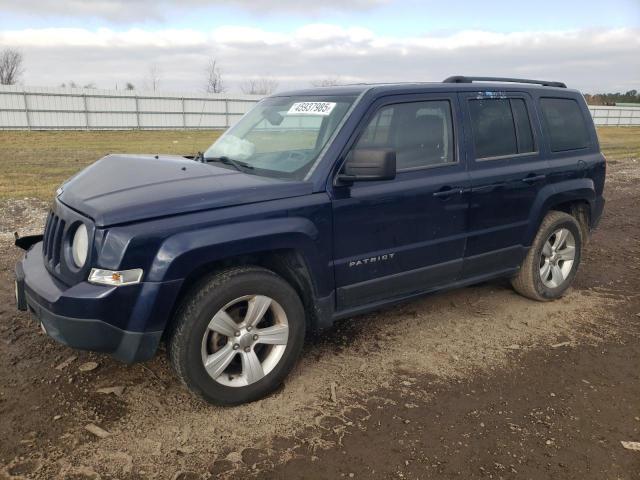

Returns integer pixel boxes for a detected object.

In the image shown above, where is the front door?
[330,93,470,311]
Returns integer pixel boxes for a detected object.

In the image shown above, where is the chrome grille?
[42,211,66,267]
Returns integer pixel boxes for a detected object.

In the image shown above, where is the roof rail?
[443,76,567,88]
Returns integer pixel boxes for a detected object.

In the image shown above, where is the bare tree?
[240,77,279,95]
[145,63,162,92]
[0,48,25,85]
[204,58,225,93]
[311,76,343,87]
[125,82,135,90]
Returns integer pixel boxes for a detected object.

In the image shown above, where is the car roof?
[274,81,578,98]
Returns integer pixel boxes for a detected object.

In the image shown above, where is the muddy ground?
[1,156,639,479]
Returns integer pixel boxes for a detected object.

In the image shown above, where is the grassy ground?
[595,126,640,160]
[0,130,221,200]
[0,127,637,201]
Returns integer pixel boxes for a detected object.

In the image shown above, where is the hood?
[58,154,313,227]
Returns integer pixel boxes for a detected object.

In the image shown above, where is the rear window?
[469,98,535,159]
[540,98,591,152]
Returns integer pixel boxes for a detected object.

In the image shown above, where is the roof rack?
[443,76,567,88]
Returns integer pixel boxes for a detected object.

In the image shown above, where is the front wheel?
[511,211,583,301]
[168,267,306,405]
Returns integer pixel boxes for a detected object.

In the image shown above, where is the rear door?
[330,93,470,311]
[459,91,548,279]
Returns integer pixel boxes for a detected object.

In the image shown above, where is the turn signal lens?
[89,268,143,286]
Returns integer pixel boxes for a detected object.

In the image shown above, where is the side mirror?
[338,148,396,183]
[264,108,284,126]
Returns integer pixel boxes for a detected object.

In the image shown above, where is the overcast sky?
[0,0,638,93]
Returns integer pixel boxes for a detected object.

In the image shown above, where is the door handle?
[522,174,546,184]
[433,187,463,198]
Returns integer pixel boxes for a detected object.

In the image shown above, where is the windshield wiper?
[204,156,254,172]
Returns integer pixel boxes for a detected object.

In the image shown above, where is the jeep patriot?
[15,76,606,404]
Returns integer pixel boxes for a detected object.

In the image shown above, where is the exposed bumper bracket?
[15,234,44,251]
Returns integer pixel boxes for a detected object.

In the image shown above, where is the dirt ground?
[1,129,639,479]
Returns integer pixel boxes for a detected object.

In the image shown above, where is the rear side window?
[511,99,534,153]
[469,98,536,159]
[540,98,591,152]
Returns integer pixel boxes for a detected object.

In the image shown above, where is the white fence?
[1,85,639,130]
[0,85,262,130]
[589,105,640,126]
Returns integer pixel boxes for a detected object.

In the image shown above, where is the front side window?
[354,100,455,170]
[469,97,536,159]
[540,97,591,152]
[204,95,357,179]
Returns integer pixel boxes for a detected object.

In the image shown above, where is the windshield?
[204,95,357,180]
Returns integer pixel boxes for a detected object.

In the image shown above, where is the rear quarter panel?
[524,90,605,245]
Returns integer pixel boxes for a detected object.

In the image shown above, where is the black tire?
[167,266,306,405]
[511,211,583,301]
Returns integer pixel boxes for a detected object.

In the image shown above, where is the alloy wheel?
[200,295,289,387]
[539,228,576,288]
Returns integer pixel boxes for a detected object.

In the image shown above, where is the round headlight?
[71,224,89,268]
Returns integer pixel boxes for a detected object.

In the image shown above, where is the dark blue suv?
[15,76,605,405]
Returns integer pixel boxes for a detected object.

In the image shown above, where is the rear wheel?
[168,266,306,405]
[511,211,583,301]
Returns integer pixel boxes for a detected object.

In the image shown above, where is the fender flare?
[524,178,596,246]
[145,217,332,297]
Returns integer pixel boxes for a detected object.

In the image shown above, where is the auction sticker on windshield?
[287,102,336,116]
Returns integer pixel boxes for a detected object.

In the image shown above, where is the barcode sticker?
[287,102,336,116]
